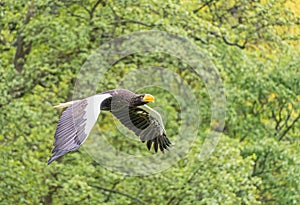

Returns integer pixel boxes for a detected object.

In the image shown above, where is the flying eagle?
[48,89,171,164]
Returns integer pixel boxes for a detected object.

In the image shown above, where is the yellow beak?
[142,94,155,103]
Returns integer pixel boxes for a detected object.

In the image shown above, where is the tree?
[0,0,299,204]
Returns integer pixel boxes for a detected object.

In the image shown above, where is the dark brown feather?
[112,106,171,153]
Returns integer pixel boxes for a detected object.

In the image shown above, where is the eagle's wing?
[48,93,112,164]
[112,105,171,152]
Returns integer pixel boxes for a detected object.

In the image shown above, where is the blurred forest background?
[0,0,299,204]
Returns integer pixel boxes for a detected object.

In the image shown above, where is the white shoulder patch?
[83,93,112,139]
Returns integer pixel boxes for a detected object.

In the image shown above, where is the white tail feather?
[54,101,77,109]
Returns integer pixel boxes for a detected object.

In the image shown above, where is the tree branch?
[221,34,247,49]
[13,3,35,73]
[189,34,208,44]
[104,180,122,203]
[89,0,105,19]
[193,0,215,13]
[94,185,146,204]
[252,151,270,177]
[278,114,300,141]
[112,18,155,27]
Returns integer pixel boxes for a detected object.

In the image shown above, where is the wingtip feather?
[47,157,55,165]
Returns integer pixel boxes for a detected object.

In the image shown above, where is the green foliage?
[0,0,299,204]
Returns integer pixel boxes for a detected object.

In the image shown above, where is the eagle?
[48,89,171,164]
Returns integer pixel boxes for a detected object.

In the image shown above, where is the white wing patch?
[83,94,111,140]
